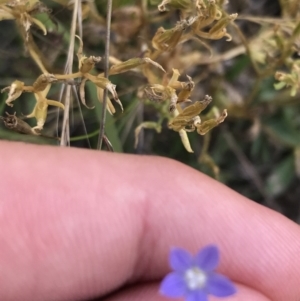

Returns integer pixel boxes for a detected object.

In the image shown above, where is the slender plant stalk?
[97,0,113,150]
[60,0,80,146]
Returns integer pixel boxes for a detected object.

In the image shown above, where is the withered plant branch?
[237,15,296,26]
[197,45,245,65]
[221,126,269,203]
[103,135,114,152]
[77,0,83,39]
[97,0,113,150]
[60,0,80,146]
[244,77,261,106]
[25,33,48,73]
[230,21,260,76]
[197,132,220,179]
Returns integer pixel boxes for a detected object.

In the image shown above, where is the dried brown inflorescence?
[1,0,235,152]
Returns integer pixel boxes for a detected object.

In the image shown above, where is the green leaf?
[265,155,295,197]
[290,86,297,97]
[274,81,286,90]
[263,117,300,148]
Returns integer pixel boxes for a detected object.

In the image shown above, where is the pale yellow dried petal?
[196,109,227,135]
[94,76,123,111]
[79,78,95,109]
[109,57,165,75]
[76,35,84,64]
[31,16,47,35]
[143,57,166,73]
[158,0,192,11]
[27,100,48,131]
[96,87,116,115]
[134,122,162,148]
[46,99,65,110]
[0,9,14,20]
[1,80,24,107]
[177,75,195,103]
[180,95,212,116]
[179,129,193,153]
[168,69,181,86]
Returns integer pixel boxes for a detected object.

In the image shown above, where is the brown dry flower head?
[27,80,64,133]
[152,18,194,51]
[1,73,64,132]
[0,0,50,40]
[53,36,123,113]
[167,95,227,152]
[191,12,238,41]
[145,69,194,112]
[274,65,300,97]
[168,95,212,132]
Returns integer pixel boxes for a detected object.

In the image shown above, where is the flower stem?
[97,0,113,150]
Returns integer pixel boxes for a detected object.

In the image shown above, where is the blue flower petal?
[206,273,237,297]
[186,290,208,301]
[169,248,193,272]
[160,272,187,297]
[195,245,219,271]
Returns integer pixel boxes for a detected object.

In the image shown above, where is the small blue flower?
[160,245,236,301]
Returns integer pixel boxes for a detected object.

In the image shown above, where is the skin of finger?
[101,283,271,301]
[0,141,300,301]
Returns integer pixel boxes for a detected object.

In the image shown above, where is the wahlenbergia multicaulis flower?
[160,245,236,301]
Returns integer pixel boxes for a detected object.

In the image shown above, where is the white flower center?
[184,267,207,290]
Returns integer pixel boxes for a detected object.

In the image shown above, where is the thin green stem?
[97,0,113,150]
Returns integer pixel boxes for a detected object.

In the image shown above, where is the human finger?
[0,141,299,301]
[102,283,270,301]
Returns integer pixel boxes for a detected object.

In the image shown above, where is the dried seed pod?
[0,112,37,135]
[32,73,57,92]
[79,56,101,74]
